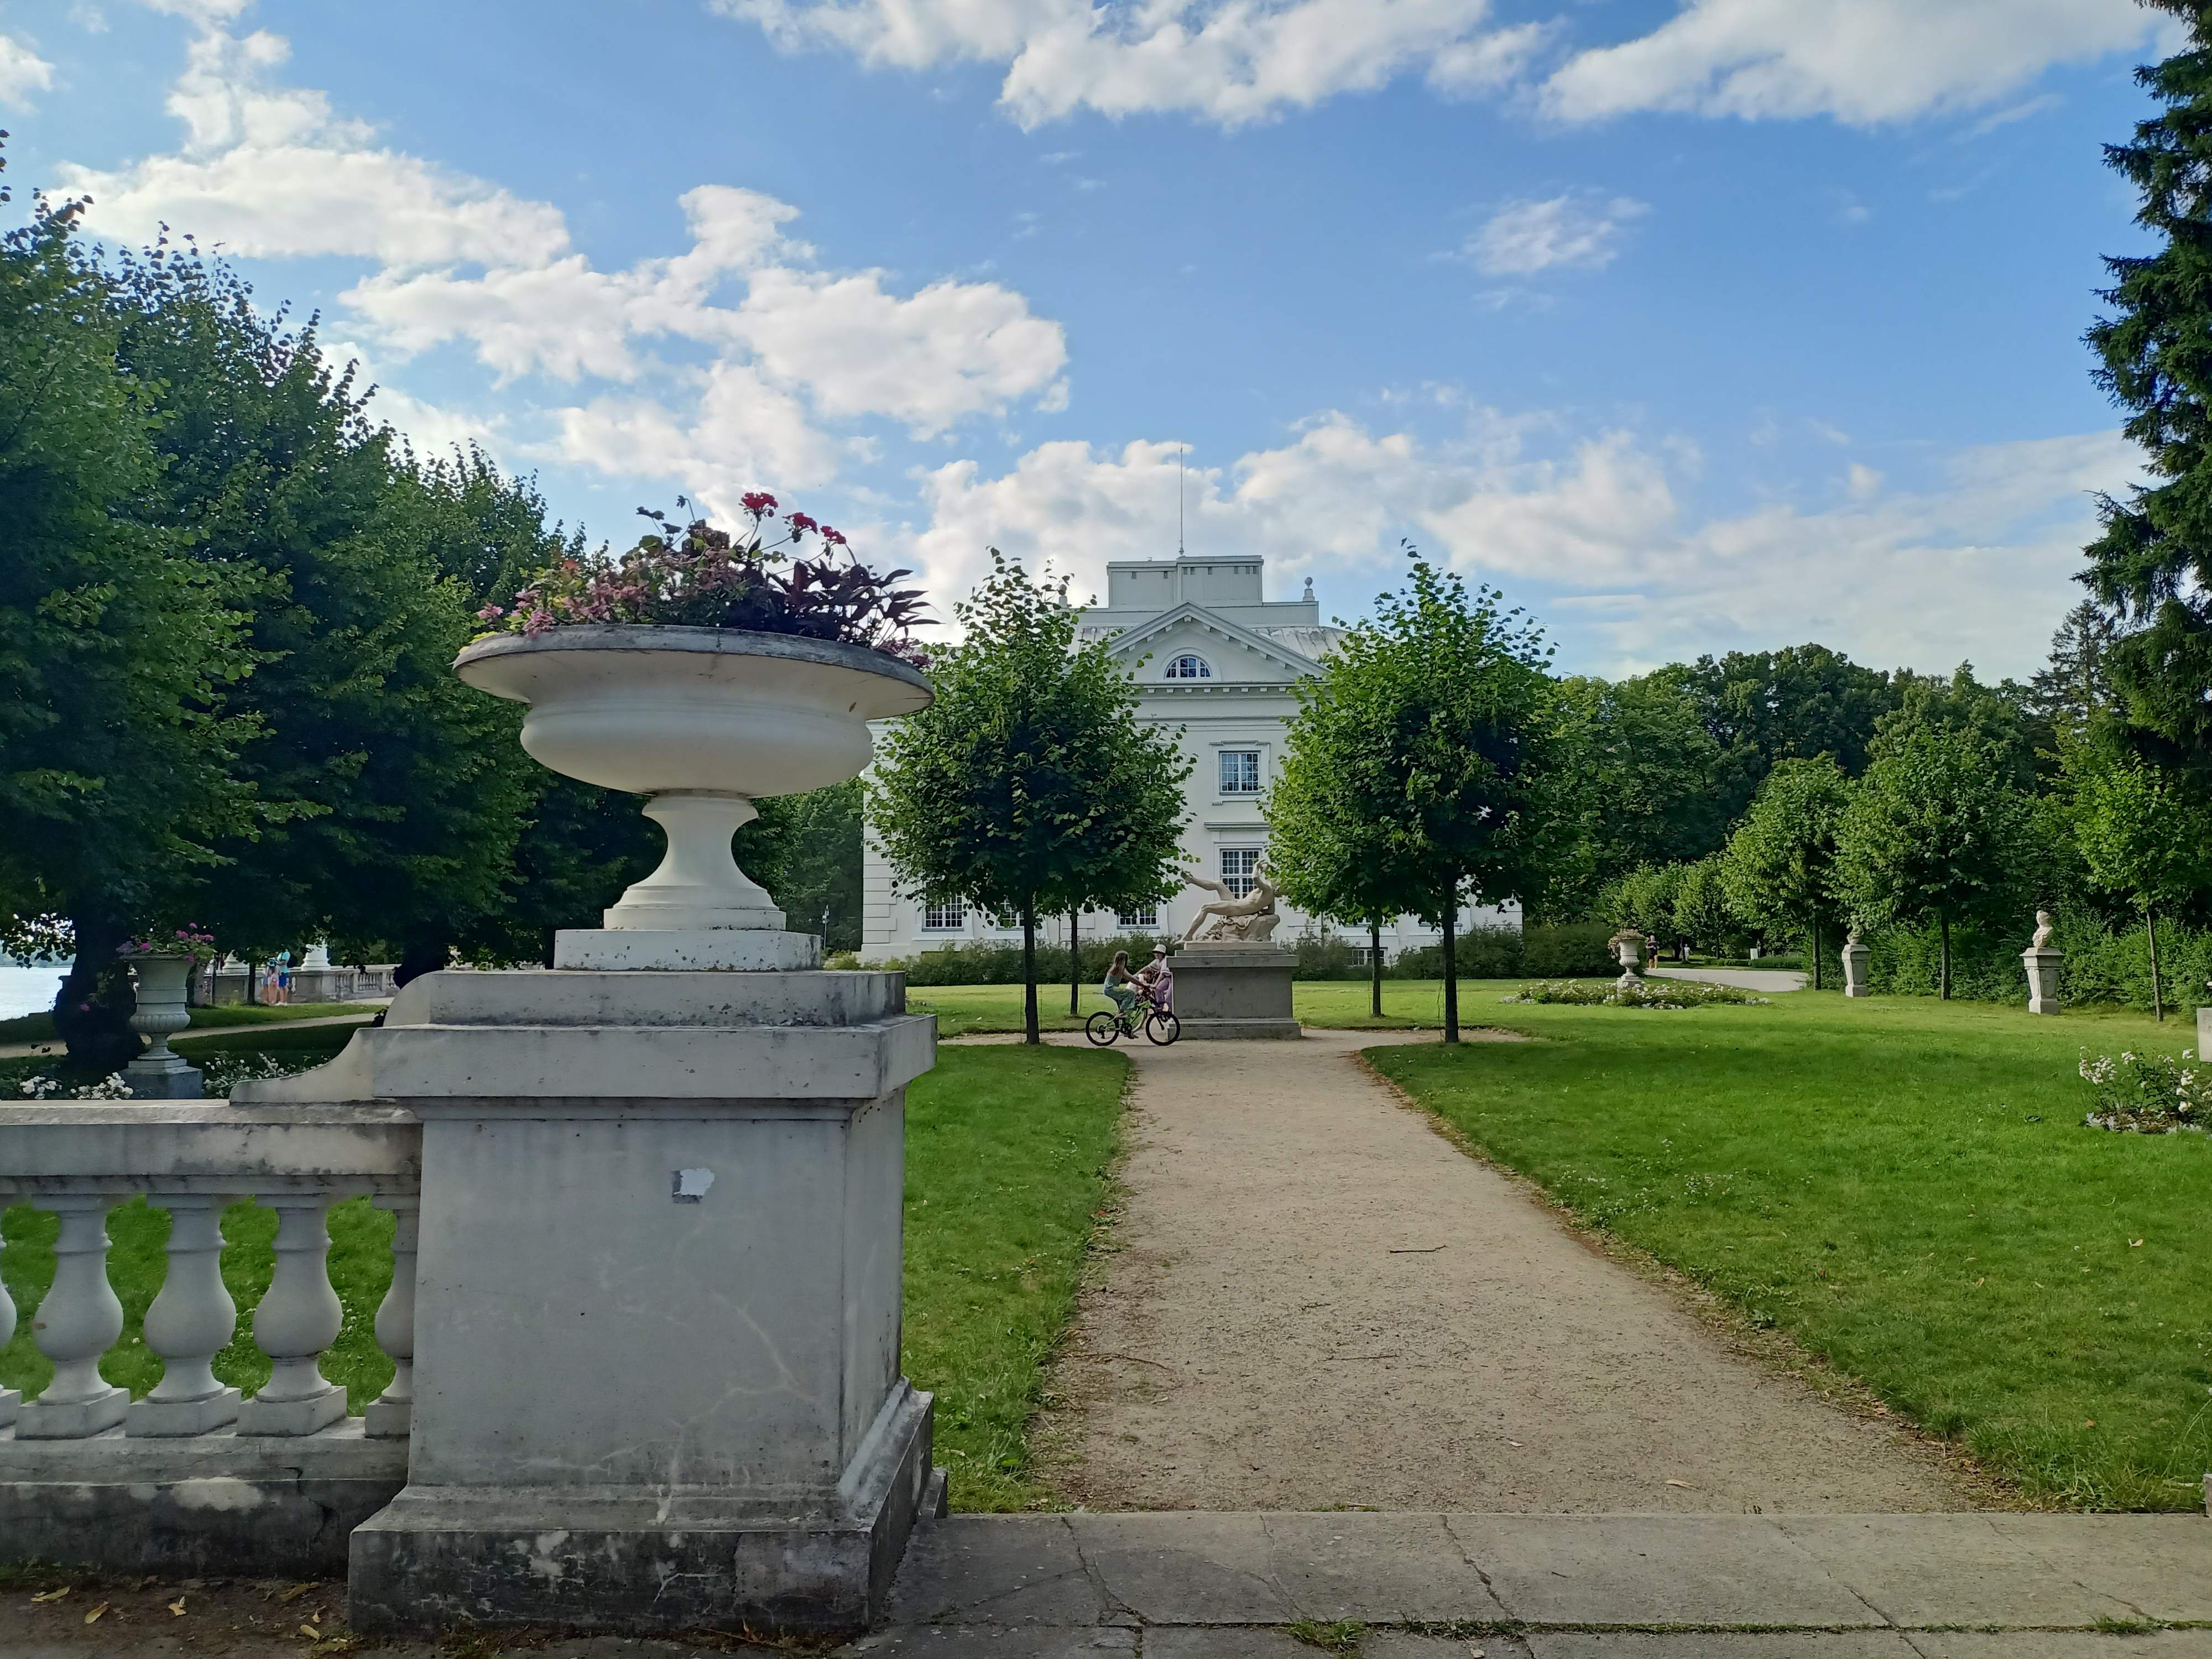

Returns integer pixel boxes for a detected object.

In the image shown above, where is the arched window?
[1165,654,1213,680]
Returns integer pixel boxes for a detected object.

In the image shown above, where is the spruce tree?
[2085,2,2212,776]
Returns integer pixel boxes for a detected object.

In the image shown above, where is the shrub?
[884,934,1173,986]
[2078,1045,2205,1134]
[1503,978,1770,1009]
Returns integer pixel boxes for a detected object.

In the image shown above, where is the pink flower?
[477,604,506,621]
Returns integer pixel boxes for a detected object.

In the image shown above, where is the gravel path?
[1038,1028,1979,1513]
[1648,966,1808,993]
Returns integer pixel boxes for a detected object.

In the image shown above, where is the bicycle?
[1086,990,1180,1047]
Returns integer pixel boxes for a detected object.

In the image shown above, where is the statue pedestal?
[1170,944,1300,1040]
[1841,941,1871,999]
[2022,947,2064,1015]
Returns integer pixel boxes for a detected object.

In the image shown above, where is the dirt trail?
[1036,1027,1980,1512]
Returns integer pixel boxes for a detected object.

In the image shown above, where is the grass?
[0,1043,1125,1516]
[1286,1619,1368,1653]
[909,976,1501,1035]
[0,1001,381,1047]
[1367,987,2212,1511]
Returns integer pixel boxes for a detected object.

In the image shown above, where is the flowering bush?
[477,496,927,664]
[2078,1046,2205,1133]
[118,925,216,963]
[200,1050,318,1094]
[1503,977,1771,1009]
[18,1073,134,1099]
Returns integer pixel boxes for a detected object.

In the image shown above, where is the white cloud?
[61,30,567,267]
[902,415,2135,677]
[60,17,1071,498]
[1544,0,2167,126]
[1464,193,1650,276]
[717,0,1545,127]
[0,33,55,105]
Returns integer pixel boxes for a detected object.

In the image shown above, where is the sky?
[1,0,2183,679]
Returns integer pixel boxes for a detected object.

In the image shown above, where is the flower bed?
[1503,977,1771,1009]
[2078,1046,2204,1134]
[476,497,926,664]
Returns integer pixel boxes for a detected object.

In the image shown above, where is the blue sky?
[2,0,2179,677]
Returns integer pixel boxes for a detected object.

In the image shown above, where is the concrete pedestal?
[2022,947,2063,1015]
[1170,944,1300,1039]
[237,956,941,1637]
[2198,1005,2210,1061]
[1841,942,1871,999]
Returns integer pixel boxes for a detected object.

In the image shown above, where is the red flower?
[786,511,819,535]
[740,491,779,518]
[821,526,848,548]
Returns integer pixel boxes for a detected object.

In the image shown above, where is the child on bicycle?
[1135,945,1172,1013]
[1102,951,1141,1022]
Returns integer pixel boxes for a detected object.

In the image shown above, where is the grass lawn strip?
[0,1001,382,1047]
[1368,988,2212,1511]
[0,1044,1128,1517]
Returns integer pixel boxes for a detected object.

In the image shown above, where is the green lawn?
[911,976,1479,1034]
[0,1043,1124,1515]
[1369,989,2211,1511]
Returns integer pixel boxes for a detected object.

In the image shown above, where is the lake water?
[0,960,71,1021]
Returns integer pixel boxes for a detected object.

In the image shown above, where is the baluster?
[0,1222,18,1428]
[365,1195,417,1438]
[128,1194,241,1436]
[235,1194,346,1436]
[16,1196,126,1438]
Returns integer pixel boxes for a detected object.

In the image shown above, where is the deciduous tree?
[869,554,1190,1042]
[1721,757,1852,988]
[1272,556,1579,1044]
[2071,753,2202,1020]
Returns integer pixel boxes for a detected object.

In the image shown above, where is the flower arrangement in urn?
[476,495,928,666]
[117,925,216,963]
[455,492,935,957]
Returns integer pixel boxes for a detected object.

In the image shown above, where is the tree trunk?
[1069,909,1081,1019]
[1939,914,1952,1001]
[54,911,139,1072]
[1811,920,1823,992]
[2147,906,2164,1022]
[244,957,259,1004]
[395,938,452,990]
[1369,919,1384,1020]
[1021,910,1040,1045]
[1441,899,1460,1046]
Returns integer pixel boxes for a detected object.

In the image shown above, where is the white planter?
[455,625,931,933]
[123,953,202,1099]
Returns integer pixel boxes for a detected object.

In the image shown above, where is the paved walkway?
[7,1512,2208,1656]
[1648,966,1808,994]
[1035,1029,1971,1512]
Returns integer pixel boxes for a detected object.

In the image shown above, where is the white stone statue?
[1182,871,1282,944]
[1845,923,1863,948]
[2030,909,2054,951]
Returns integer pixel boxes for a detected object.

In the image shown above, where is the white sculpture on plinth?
[2022,909,2063,1015]
[1181,871,1282,945]
[1841,922,1872,998]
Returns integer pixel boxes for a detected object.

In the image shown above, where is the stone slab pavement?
[5,1511,2207,1657]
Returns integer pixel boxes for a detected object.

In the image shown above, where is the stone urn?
[455,625,931,966]
[122,953,202,1099]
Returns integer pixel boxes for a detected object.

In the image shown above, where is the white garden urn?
[122,953,202,1099]
[454,625,931,968]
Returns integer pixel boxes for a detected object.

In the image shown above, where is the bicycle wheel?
[1085,1011,1123,1046]
[1144,1011,1181,1046]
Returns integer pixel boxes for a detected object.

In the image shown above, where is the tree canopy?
[868,554,1190,1042]
[1720,757,1852,988]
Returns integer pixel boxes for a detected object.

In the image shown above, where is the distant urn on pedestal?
[1840,924,1871,998]
[2022,910,2063,1016]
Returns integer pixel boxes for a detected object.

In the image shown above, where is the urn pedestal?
[241,625,942,1637]
[1841,940,1872,999]
[2022,947,2064,1016]
[122,955,202,1099]
[1170,943,1300,1039]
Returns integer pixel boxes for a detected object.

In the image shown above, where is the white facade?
[859,553,1520,962]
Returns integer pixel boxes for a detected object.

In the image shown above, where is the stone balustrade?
[0,1100,420,1574]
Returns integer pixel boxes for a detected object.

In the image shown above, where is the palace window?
[1117,904,1160,929]
[1219,847,1262,898]
[921,899,966,931]
[1165,654,1213,680]
[1218,749,1261,795]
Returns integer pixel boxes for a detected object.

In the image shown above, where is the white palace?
[858,551,1521,962]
